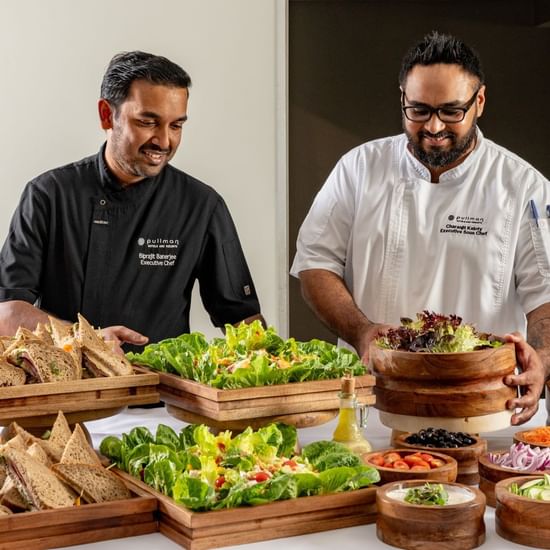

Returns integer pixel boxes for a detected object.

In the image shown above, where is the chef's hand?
[504,332,544,425]
[357,322,393,366]
[101,325,149,356]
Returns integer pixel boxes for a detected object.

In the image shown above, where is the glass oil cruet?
[332,373,372,454]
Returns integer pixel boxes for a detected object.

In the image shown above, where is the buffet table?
[60,401,548,550]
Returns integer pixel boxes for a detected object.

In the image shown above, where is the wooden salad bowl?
[370,342,516,433]
[376,480,486,550]
[478,452,550,507]
[513,426,550,448]
[495,475,550,548]
[362,448,457,484]
[392,431,487,485]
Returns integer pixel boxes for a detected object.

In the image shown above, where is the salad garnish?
[375,311,503,353]
[100,422,380,511]
[127,320,365,388]
[404,482,449,506]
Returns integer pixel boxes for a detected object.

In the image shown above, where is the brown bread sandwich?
[76,314,133,377]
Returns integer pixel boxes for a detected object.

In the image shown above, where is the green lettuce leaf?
[99,436,122,464]
[155,424,180,450]
[143,458,178,496]
[172,475,216,511]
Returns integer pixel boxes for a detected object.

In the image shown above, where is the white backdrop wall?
[0,0,287,339]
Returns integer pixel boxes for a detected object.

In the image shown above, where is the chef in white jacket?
[291,31,550,425]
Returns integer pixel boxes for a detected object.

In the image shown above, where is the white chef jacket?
[291,129,550,343]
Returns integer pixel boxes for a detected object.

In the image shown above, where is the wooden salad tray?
[136,366,375,426]
[0,368,159,428]
[117,469,377,550]
[0,476,157,549]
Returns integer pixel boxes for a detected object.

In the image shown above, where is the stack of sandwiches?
[0,411,131,511]
[0,313,134,387]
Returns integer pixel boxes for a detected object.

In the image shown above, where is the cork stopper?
[341,374,355,394]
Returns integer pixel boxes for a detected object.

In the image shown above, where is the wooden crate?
[0,478,158,549]
[0,369,159,428]
[138,367,375,423]
[117,469,377,550]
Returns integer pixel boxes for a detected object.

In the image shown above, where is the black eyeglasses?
[401,87,480,123]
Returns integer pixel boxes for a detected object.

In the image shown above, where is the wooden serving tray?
[136,367,375,422]
[0,476,158,549]
[0,369,160,427]
[117,469,377,550]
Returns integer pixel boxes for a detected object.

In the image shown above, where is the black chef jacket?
[0,145,261,349]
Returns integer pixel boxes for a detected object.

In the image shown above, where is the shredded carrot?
[521,427,550,445]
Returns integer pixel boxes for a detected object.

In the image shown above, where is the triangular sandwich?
[76,314,133,377]
[33,323,54,345]
[60,424,102,467]
[0,359,26,387]
[48,411,72,450]
[1,447,75,510]
[5,340,80,383]
[51,463,131,503]
[8,423,63,463]
[48,317,83,379]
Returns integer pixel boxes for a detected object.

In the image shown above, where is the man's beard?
[404,119,477,169]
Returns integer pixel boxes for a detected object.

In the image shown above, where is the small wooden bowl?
[377,480,486,549]
[478,452,549,507]
[495,475,550,548]
[513,426,550,448]
[392,431,487,485]
[370,342,516,433]
[362,448,457,484]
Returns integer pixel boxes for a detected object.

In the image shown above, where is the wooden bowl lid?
[369,342,515,381]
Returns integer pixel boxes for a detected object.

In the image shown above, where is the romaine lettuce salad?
[100,423,380,511]
[375,311,503,353]
[127,320,365,388]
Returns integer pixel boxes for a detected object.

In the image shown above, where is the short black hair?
[100,51,192,109]
[399,31,484,88]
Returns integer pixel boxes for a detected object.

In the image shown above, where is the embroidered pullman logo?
[440,214,488,236]
[137,236,179,267]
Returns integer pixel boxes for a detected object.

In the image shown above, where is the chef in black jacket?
[0,51,264,350]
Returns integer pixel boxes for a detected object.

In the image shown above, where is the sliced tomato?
[383,452,402,464]
[215,476,226,489]
[254,472,270,483]
[419,453,435,462]
[428,458,445,469]
[392,460,410,470]
[403,455,430,468]
[368,454,385,467]
[283,459,298,469]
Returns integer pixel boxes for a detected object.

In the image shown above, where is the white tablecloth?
[60,401,549,550]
